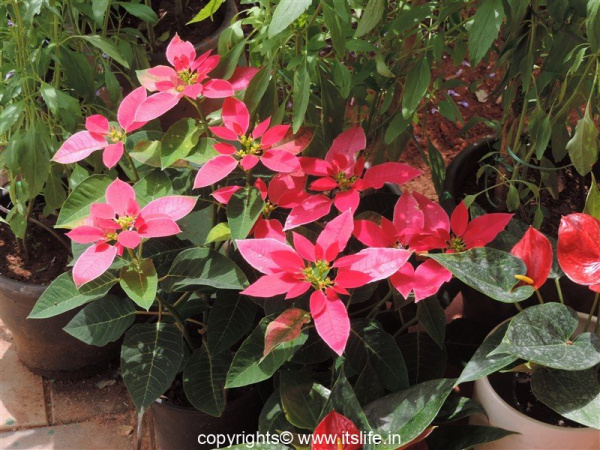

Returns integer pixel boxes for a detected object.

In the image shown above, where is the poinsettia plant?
[29,34,524,448]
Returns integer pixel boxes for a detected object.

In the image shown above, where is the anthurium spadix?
[557,213,600,292]
[236,211,411,354]
[66,179,196,287]
[53,87,148,168]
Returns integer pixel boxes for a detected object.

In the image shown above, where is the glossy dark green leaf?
[207,291,256,354]
[427,425,517,450]
[279,371,330,429]
[435,395,486,424]
[121,323,184,413]
[429,248,534,303]
[142,236,194,277]
[417,297,446,349]
[321,369,371,432]
[397,331,447,385]
[259,390,294,434]
[63,295,135,346]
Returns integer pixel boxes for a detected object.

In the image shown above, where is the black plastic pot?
[444,138,596,331]
[0,274,120,379]
[152,388,263,450]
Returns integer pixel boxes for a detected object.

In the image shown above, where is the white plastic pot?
[469,312,600,449]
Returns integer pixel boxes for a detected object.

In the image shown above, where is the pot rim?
[0,272,48,295]
[476,311,598,433]
[153,387,259,414]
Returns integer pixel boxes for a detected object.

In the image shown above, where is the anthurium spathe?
[53,87,148,168]
[136,34,233,122]
[510,226,553,289]
[193,98,301,188]
[236,211,411,354]
[67,179,196,287]
[312,410,361,450]
[557,213,600,292]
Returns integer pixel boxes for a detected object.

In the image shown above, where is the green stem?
[366,289,394,320]
[393,316,419,338]
[156,296,196,350]
[584,293,599,333]
[554,278,565,305]
[124,151,140,182]
[535,289,544,305]
[594,298,600,334]
[514,302,523,312]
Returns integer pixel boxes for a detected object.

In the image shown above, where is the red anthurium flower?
[237,211,410,354]
[447,201,513,252]
[286,128,422,229]
[193,98,302,189]
[312,411,361,450]
[53,87,148,168]
[66,179,196,287]
[557,213,600,291]
[510,227,553,289]
[135,34,233,122]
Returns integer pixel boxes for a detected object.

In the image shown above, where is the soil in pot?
[488,371,586,429]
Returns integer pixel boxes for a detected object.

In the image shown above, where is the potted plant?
[444,213,600,449]
[0,0,153,378]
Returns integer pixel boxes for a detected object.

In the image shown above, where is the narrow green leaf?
[120,259,158,310]
[121,323,184,413]
[354,0,385,38]
[268,0,313,38]
[80,35,129,68]
[385,113,410,145]
[244,63,273,113]
[205,223,231,244]
[187,0,225,24]
[63,295,136,346]
[587,0,600,51]
[118,2,159,24]
[292,60,310,133]
[468,0,505,65]
[183,346,232,417]
[0,102,24,134]
[417,298,446,349]
[584,173,600,219]
[402,58,430,119]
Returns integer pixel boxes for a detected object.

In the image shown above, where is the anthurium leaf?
[531,366,600,429]
[396,332,447,385]
[259,391,294,434]
[141,236,194,277]
[63,295,136,346]
[205,222,231,244]
[121,323,184,413]
[162,248,248,292]
[133,170,173,207]
[354,0,385,38]
[183,345,232,417]
[264,309,311,358]
[268,0,312,38]
[426,425,517,450]
[347,321,409,392]
[492,303,600,370]
[456,321,516,385]
[120,259,157,310]
[434,395,486,424]
[227,187,265,243]
[566,104,599,176]
[28,271,118,319]
[56,175,112,228]
[584,174,600,220]
[321,369,371,432]
[429,248,535,303]
[417,297,446,349]
[160,119,202,169]
[364,378,455,448]
[279,371,330,430]
[225,318,308,388]
[207,291,256,355]
[468,0,505,65]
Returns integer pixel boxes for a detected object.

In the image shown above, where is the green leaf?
[133,170,173,207]
[29,272,118,319]
[280,371,330,429]
[118,2,159,24]
[322,2,346,56]
[91,0,109,24]
[183,346,232,417]
[587,0,600,51]
[492,303,600,370]
[384,113,410,145]
[566,104,599,176]
[354,0,385,38]
[40,83,82,131]
[120,259,158,310]
[162,248,248,292]
[321,368,371,432]
[259,391,294,434]
[427,141,446,198]
[268,0,313,38]
[187,0,225,24]
[347,321,409,392]
[417,298,446,349]
[130,140,162,167]
[530,109,552,159]
[0,102,24,134]
[161,119,202,169]
[292,60,310,133]
[402,58,430,119]
[584,173,600,219]
[80,35,129,68]
[207,291,256,355]
[244,63,273,114]
[468,0,505,65]
[456,321,516,385]
[211,38,247,80]
[19,130,50,197]
[121,323,184,413]
[205,223,231,244]
[427,425,517,450]
[225,318,308,388]
[364,379,455,447]
[531,366,600,429]
[184,138,219,166]
[429,248,535,303]
[63,295,136,346]
[227,187,265,242]
[397,332,447,385]
[177,208,213,246]
[264,309,311,358]
[435,396,486,424]
[59,49,95,100]
[142,236,194,277]
[43,171,67,215]
[56,175,112,228]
